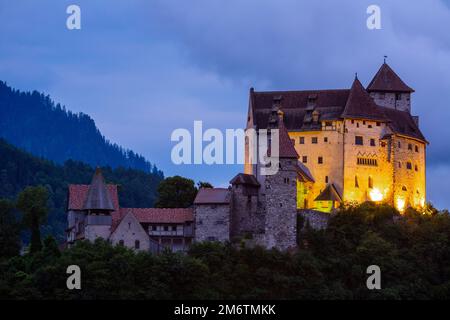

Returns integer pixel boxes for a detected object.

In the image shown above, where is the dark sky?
[1,0,449,209]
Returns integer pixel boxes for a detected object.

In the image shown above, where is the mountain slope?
[0,138,164,241]
[0,81,156,172]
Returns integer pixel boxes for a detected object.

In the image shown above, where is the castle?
[66,62,427,252]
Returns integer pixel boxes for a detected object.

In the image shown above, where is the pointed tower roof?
[276,110,299,159]
[367,63,414,93]
[341,77,387,121]
[83,167,115,211]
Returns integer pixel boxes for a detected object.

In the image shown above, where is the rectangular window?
[164,226,169,231]
[318,156,323,164]
[357,158,378,166]
[363,121,366,125]
[370,139,376,146]
[355,176,359,188]
[407,162,412,170]
[284,177,290,184]
[398,141,401,148]
[312,137,318,144]
[408,143,413,150]
[415,165,418,172]
[302,156,307,163]
[368,176,373,189]
[324,137,328,143]
[299,137,305,144]
[368,124,372,128]
[355,136,363,145]
[325,176,329,183]
[415,145,419,152]
[398,161,401,168]
[376,122,381,126]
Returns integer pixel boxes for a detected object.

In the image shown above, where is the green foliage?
[197,181,213,189]
[155,176,197,208]
[16,186,50,254]
[0,203,449,299]
[0,139,164,241]
[0,199,21,260]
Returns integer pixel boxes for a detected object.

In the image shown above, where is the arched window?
[135,240,140,249]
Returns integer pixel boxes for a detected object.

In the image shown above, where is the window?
[302,156,307,163]
[398,161,402,168]
[312,137,318,144]
[363,121,366,125]
[164,226,169,231]
[370,139,376,147]
[207,236,217,241]
[355,136,363,145]
[135,240,140,249]
[152,225,157,231]
[279,203,283,207]
[415,145,419,153]
[415,165,418,172]
[357,158,378,166]
[376,122,381,126]
[368,176,373,189]
[396,93,402,100]
[318,156,323,164]
[408,143,413,150]
[324,137,328,143]
[299,137,305,144]
[406,162,412,170]
[402,186,407,191]
[351,120,355,124]
[172,226,177,231]
[368,124,372,128]
[284,177,290,184]
[355,176,359,188]
[119,240,124,246]
[325,176,329,183]
[398,141,401,148]
[357,122,360,128]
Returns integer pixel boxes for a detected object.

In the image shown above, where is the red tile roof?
[68,184,121,226]
[121,208,194,223]
[367,63,414,93]
[194,188,231,204]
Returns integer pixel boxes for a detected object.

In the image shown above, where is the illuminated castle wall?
[245,62,427,212]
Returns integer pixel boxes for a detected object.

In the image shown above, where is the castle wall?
[370,92,411,113]
[85,225,112,242]
[109,213,150,251]
[262,158,297,250]
[289,121,344,208]
[194,204,231,242]
[392,135,426,211]
[230,184,264,240]
[342,119,394,204]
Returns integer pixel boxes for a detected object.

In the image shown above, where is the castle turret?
[367,62,414,113]
[83,168,114,241]
[263,108,298,250]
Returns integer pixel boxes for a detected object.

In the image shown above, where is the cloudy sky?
[1,0,450,209]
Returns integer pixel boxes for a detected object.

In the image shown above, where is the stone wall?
[370,92,411,113]
[109,212,150,251]
[263,158,298,250]
[392,135,426,210]
[194,204,231,242]
[298,209,331,230]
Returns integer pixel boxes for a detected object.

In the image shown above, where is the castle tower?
[262,107,299,250]
[83,168,115,241]
[367,62,414,113]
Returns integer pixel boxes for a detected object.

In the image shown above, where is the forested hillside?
[0,139,164,241]
[0,81,155,171]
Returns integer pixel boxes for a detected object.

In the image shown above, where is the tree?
[0,199,21,259]
[197,181,213,189]
[16,186,49,254]
[155,176,197,208]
